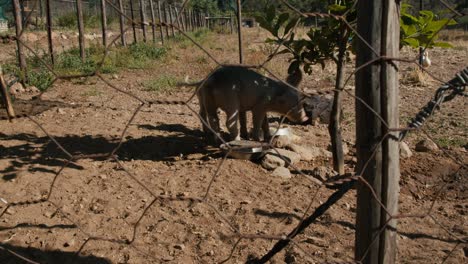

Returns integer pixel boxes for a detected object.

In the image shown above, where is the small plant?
[143,75,178,93]
[81,87,102,97]
[400,3,457,49]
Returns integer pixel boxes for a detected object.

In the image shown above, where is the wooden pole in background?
[168,4,174,36]
[12,0,27,81]
[129,0,138,43]
[162,3,169,38]
[45,0,54,65]
[355,0,400,263]
[236,0,243,64]
[118,0,126,46]
[75,0,86,62]
[171,5,180,33]
[100,0,108,47]
[157,1,164,44]
[139,0,147,42]
[149,0,156,43]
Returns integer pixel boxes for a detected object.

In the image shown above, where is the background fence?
[0,0,467,263]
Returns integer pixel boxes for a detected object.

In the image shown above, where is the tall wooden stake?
[157,1,164,44]
[139,0,147,42]
[129,0,137,43]
[355,1,400,263]
[76,0,86,62]
[162,3,169,38]
[149,0,157,43]
[168,4,175,36]
[118,0,126,46]
[236,0,243,64]
[45,0,54,64]
[12,0,27,81]
[100,0,107,47]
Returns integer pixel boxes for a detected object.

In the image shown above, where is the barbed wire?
[0,0,466,263]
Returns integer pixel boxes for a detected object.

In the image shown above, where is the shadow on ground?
[0,123,214,181]
[0,243,110,264]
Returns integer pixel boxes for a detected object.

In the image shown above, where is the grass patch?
[81,87,102,97]
[3,42,167,91]
[434,137,467,148]
[170,29,211,49]
[143,75,178,93]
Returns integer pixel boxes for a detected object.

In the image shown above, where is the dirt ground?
[0,27,467,264]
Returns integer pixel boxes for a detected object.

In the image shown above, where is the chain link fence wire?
[0,0,466,263]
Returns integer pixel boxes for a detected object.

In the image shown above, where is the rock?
[57,108,66,115]
[289,144,314,161]
[289,144,332,161]
[271,167,291,179]
[400,142,413,158]
[311,166,337,182]
[27,86,40,93]
[10,82,24,95]
[174,244,185,250]
[261,149,301,170]
[272,135,291,148]
[111,74,119,80]
[415,139,438,152]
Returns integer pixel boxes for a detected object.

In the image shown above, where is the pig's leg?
[252,110,266,141]
[225,108,241,141]
[198,100,209,135]
[239,111,248,139]
[204,101,221,143]
[262,114,271,141]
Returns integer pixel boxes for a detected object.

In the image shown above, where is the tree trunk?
[328,27,348,175]
[12,0,27,80]
[75,0,86,62]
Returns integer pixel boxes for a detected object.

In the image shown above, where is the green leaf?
[274,13,290,37]
[328,4,347,14]
[284,17,299,36]
[433,42,453,48]
[401,14,419,25]
[402,38,419,48]
[266,5,276,23]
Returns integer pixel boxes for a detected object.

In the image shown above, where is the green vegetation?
[55,12,114,29]
[400,3,457,49]
[3,42,167,91]
[143,75,178,93]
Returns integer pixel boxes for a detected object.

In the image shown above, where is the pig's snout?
[287,106,308,123]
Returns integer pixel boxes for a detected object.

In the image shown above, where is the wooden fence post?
[45,0,54,64]
[168,5,174,36]
[129,0,138,43]
[139,0,147,42]
[12,0,27,81]
[157,1,164,44]
[229,13,233,34]
[149,0,156,43]
[162,3,169,38]
[76,0,86,62]
[100,0,107,47]
[355,1,400,263]
[170,5,180,32]
[236,0,243,64]
[118,0,126,46]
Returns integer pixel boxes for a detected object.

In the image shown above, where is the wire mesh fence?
[0,0,466,263]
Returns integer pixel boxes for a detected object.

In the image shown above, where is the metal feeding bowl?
[220,140,269,160]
